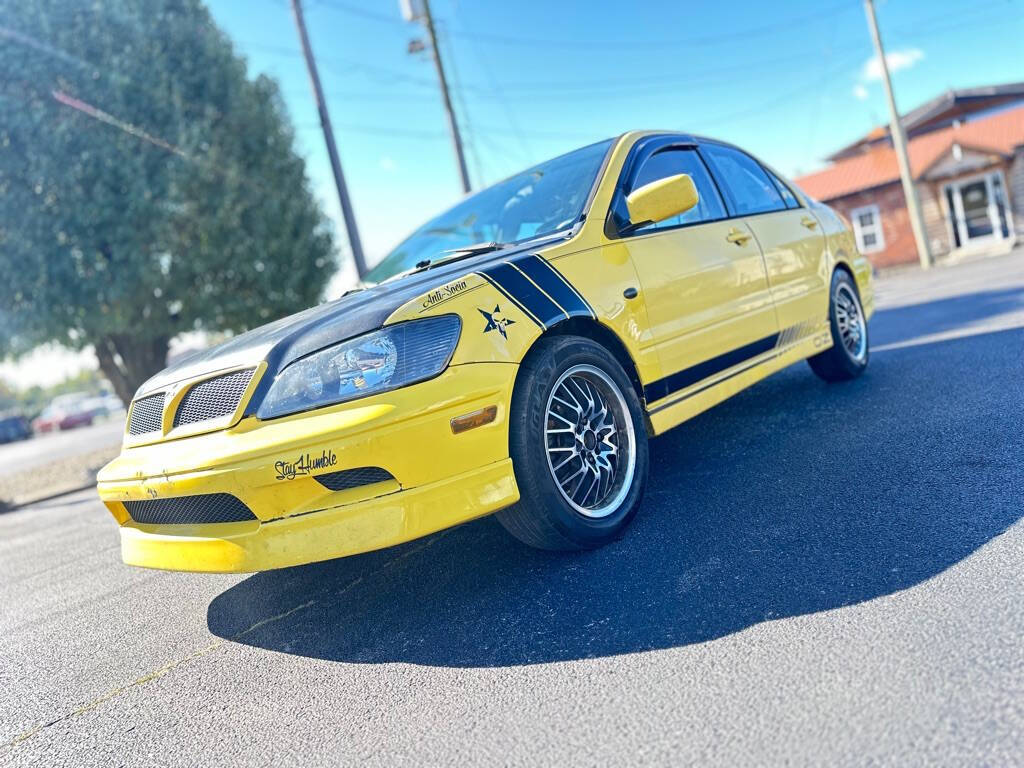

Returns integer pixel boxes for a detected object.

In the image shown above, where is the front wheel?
[496,336,649,551]
[808,269,869,382]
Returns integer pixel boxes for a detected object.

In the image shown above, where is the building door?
[945,171,1014,248]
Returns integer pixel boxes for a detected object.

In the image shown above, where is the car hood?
[135,235,567,400]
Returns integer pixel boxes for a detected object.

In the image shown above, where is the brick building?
[796,83,1024,268]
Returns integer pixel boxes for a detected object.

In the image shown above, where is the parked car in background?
[80,393,127,421]
[0,412,31,443]
[31,393,96,433]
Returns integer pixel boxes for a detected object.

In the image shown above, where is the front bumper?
[97,363,519,572]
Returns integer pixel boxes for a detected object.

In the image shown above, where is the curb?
[1,483,96,513]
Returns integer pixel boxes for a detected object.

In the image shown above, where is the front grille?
[128,393,165,436]
[124,493,257,525]
[314,467,395,491]
[173,368,255,428]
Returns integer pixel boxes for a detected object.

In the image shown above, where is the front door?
[609,146,778,404]
[946,171,1014,248]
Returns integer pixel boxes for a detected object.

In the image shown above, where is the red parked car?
[31,393,96,433]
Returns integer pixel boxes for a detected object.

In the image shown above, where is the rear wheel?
[808,269,869,382]
[496,336,649,550]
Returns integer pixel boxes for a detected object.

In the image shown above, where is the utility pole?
[414,0,472,193]
[290,0,368,278]
[863,0,932,269]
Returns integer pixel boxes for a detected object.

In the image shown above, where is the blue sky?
[207,0,1023,285]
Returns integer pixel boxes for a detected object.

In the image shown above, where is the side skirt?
[647,331,831,436]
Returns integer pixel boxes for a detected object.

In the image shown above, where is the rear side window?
[701,143,787,216]
[766,168,800,209]
[628,148,726,232]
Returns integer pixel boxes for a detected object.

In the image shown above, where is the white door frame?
[943,169,1015,249]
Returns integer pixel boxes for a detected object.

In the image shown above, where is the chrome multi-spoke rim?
[834,283,867,362]
[544,364,635,519]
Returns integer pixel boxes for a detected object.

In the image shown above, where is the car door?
[700,142,828,340]
[607,144,778,404]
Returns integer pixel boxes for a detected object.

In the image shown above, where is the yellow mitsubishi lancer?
[97,132,873,572]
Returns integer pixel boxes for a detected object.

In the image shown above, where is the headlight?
[257,315,461,419]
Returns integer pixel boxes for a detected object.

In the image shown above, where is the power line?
[309,0,403,25]
[295,121,598,141]
[417,0,471,192]
[438,21,485,189]
[449,9,533,166]
[290,0,1016,94]
[248,39,864,96]
[688,50,868,132]
[3,78,316,225]
[315,0,860,49]
[51,90,188,157]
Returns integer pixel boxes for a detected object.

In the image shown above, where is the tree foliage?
[0,0,337,403]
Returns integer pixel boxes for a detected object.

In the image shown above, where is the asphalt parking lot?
[2,253,1022,766]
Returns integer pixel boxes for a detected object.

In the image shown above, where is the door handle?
[800,216,818,229]
[726,228,752,245]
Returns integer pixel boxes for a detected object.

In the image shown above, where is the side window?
[701,144,787,216]
[628,149,726,232]
[765,168,800,209]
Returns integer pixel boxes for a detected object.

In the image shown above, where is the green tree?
[0,0,337,404]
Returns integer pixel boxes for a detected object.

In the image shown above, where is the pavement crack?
[3,528,453,750]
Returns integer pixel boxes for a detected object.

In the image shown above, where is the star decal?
[478,304,515,339]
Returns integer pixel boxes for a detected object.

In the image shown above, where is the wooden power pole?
[290,0,368,278]
[863,0,932,269]
[418,0,472,193]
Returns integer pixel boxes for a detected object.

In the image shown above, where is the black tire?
[808,269,870,382]
[495,335,649,551]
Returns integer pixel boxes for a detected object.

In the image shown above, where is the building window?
[850,204,885,253]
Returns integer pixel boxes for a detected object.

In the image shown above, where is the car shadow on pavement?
[208,324,1023,668]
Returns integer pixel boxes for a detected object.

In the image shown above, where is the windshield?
[365,139,613,283]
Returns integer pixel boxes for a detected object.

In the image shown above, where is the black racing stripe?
[481,262,565,328]
[476,272,543,327]
[643,333,780,404]
[513,255,594,318]
[541,257,596,316]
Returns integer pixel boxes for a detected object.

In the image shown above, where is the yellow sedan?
[97,131,873,572]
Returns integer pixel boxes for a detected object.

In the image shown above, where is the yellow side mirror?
[625,173,699,230]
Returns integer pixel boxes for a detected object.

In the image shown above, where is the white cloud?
[853,83,870,101]
[861,48,925,81]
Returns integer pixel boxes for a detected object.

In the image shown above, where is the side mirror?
[624,173,699,231]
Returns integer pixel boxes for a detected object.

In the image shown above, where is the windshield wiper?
[443,241,504,256]
[413,241,507,271]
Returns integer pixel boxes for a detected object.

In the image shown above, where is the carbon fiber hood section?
[135,235,567,399]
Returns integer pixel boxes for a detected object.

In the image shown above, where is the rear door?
[700,142,828,340]
[609,145,778,404]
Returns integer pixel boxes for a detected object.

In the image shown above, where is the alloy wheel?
[543,364,636,518]
[834,283,867,362]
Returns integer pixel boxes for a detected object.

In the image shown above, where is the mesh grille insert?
[173,368,255,428]
[314,467,395,492]
[128,393,165,436]
[124,493,257,525]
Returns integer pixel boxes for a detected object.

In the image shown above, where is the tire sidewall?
[829,271,869,375]
[510,337,649,548]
